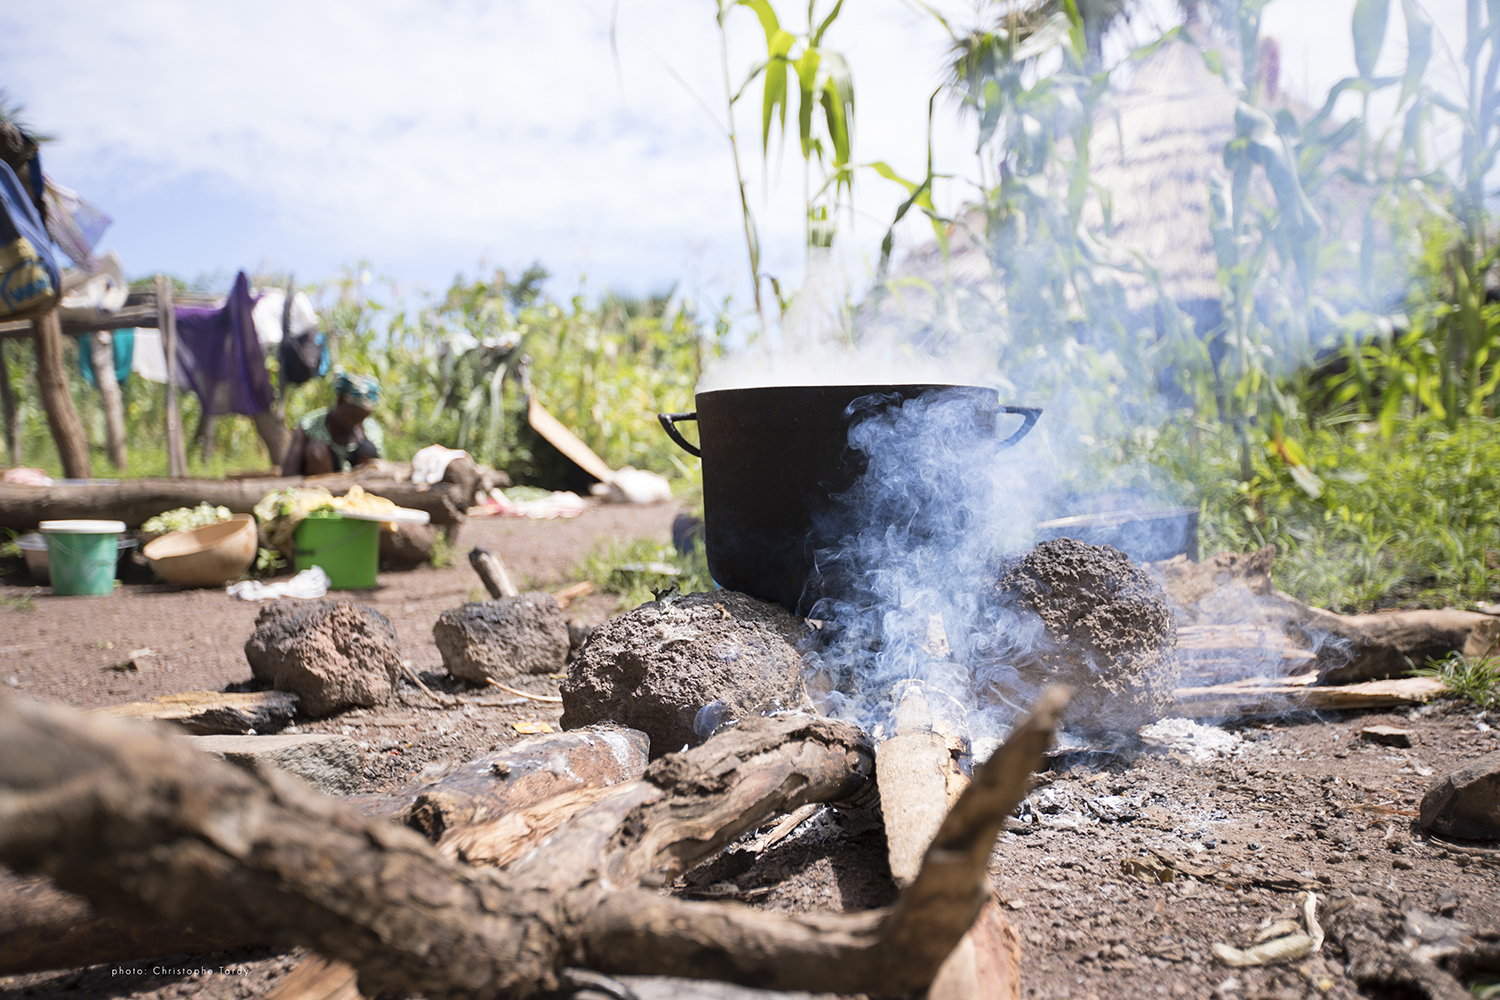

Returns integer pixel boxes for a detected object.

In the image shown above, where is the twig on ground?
[485,678,564,704]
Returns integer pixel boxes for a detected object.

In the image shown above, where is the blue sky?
[0,0,1469,310]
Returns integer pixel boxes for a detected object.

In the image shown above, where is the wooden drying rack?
[0,278,226,478]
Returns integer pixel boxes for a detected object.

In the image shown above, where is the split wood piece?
[87,330,128,471]
[1174,623,1317,682]
[0,869,249,976]
[877,681,967,888]
[347,725,650,841]
[1173,673,1445,719]
[470,546,520,599]
[438,784,621,868]
[928,898,1021,1000]
[875,681,1008,1000]
[0,472,469,531]
[0,689,1064,997]
[264,955,363,1000]
[31,309,91,479]
[554,580,594,610]
[91,690,298,736]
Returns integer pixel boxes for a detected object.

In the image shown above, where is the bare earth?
[2,504,1498,1000]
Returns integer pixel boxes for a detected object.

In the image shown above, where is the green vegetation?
[1415,651,1500,709]
[577,537,714,609]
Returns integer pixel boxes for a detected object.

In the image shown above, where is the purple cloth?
[173,271,274,415]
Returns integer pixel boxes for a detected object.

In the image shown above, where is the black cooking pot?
[660,384,1040,615]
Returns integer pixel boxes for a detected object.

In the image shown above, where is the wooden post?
[0,340,18,467]
[31,309,90,479]
[88,332,128,471]
[155,276,187,478]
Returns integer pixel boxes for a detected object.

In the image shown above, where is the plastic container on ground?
[38,520,126,596]
[143,514,258,587]
[16,532,137,584]
[293,512,380,590]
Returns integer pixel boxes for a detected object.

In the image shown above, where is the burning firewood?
[0,686,1066,996]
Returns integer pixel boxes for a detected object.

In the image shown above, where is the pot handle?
[658,411,701,457]
[998,406,1042,449]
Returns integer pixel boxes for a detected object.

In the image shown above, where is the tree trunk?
[0,471,470,530]
[31,310,90,479]
[0,688,1066,997]
[1266,591,1495,684]
[88,331,128,471]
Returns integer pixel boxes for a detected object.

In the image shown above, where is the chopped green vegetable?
[142,503,233,535]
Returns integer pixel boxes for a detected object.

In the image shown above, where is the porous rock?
[982,537,1178,734]
[244,599,403,717]
[1420,750,1500,841]
[560,590,808,758]
[433,593,570,684]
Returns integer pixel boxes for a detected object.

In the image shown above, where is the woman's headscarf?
[333,371,380,408]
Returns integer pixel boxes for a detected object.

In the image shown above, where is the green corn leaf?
[811,0,845,46]
[1352,0,1390,78]
[819,50,854,168]
[1399,0,1433,107]
[761,51,789,154]
[737,0,781,39]
[793,48,821,159]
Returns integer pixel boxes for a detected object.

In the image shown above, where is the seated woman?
[279,372,385,476]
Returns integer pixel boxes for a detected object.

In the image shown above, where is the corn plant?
[713,0,857,325]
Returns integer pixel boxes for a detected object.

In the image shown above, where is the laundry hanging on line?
[78,329,135,388]
[172,271,275,415]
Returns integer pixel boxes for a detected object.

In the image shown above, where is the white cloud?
[0,0,1470,307]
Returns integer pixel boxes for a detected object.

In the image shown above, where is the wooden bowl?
[143,514,258,587]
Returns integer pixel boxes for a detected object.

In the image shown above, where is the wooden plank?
[157,276,187,478]
[527,394,613,483]
[1174,674,1446,719]
[92,690,298,735]
[264,956,362,1000]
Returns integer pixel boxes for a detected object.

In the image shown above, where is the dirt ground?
[1,505,1498,1000]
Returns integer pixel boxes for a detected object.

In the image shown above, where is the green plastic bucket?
[39,519,125,596]
[294,512,379,589]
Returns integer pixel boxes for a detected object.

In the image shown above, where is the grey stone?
[1420,750,1500,841]
[190,733,364,795]
[434,593,571,684]
[561,590,809,758]
[244,599,404,717]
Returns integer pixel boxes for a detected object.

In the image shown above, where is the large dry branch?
[0,687,1064,997]
[0,464,479,530]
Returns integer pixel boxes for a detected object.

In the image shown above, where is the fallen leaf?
[513,720,554,734]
